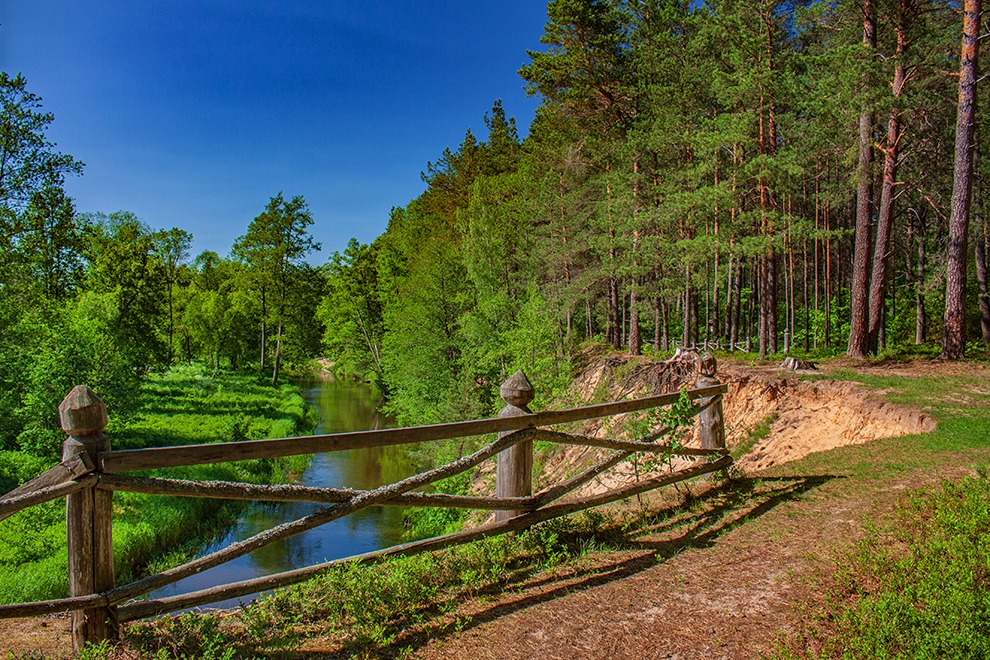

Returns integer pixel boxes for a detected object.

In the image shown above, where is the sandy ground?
[525,354,935,500]
[721,365,935,472]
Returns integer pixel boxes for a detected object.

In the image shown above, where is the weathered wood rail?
[0,357,730,654]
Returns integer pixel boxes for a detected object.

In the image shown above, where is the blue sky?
[0,1,547,262]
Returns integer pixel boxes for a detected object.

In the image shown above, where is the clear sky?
[0,1,548,262]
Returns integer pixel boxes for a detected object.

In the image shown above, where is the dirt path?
[395,469,938,660]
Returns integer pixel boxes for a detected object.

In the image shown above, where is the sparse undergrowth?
[99,512,627,659]
[731,413,778,461]
[770,475,990,660]
[34,471,822,660]
[761,357,990,660]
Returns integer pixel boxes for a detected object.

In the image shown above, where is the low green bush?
[774,475,990,660]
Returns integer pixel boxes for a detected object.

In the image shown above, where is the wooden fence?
[0,357,729,654]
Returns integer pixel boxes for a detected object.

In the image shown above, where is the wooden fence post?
[696,353,727,455]
[60,385,116,651]
[496,371,534,522]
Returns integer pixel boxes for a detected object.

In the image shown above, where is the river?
[147,378,415,610]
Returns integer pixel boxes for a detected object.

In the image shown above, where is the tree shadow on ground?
[286,473,836,659]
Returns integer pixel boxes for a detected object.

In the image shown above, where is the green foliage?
[232,192,322,385]
[125,612,239,660]
[776,477,990,659]
[318,238,385,383]
[0,365,316,605]
[402,470,473,540]
[731,413,778,461]
[85,212,169,368]
[623,388,706,475]
[0,72,83,212]
[124,510,614,657]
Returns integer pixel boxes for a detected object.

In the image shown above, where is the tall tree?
[865,1,912,354]
[0,73,83,212]
[319,238,386,381]
[86,212,168,368]
[941,0,981,359]
[152,228,192,364]
[18,186,88,300]
[232,193,320,383]
[847,0,877,358]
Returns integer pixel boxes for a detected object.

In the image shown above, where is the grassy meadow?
[0,364,318,604]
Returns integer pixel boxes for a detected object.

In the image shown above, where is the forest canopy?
[2,0,989,449]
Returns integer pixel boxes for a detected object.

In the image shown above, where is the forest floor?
[3,355,989,659]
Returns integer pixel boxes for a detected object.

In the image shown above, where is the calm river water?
[147,378,415,610]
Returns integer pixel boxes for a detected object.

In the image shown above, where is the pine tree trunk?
[867,14,908,354]
[692,289,700,348]
[655,294,661,352]
[622,289,627,347]
[791,236,797,351]
[772,251,779,355]
[826,205,834,347]
[629,287,641,355]
[662,297,670,352]
[848,0,877,359]
[731,258,742,350]
[748,259,756,353]
[682,268,691,348]
[941,0,981,359]
[724,255,735,347]
[804,237,810,352]
[712,253,720,349]
[759,256,768,359]
[974,136,990,349]
[976,203,990,349]
[916,224,927,344]
[607,280,615,346]
[815,184,821,349]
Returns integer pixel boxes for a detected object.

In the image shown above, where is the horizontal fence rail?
[96,384,726,474]
[0,358,731,655]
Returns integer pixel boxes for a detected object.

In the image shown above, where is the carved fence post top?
[500,371,535,408]
[59,385,108,437]
[696,353,718,379]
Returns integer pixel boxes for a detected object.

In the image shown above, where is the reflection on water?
[147,378,414,610]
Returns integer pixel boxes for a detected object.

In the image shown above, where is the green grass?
[10,356,990,658]
[119,513,615,658]
[731,413,778,460]
[771,476,990,660]
[0,364,318,605]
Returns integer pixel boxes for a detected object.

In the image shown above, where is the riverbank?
[126,356,988,659]
[6,357,988,658]
[116,359,990,657]
[144,377,412,609]
[0,364,319,605]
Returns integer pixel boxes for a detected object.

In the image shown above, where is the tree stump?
[695,353,726,453]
